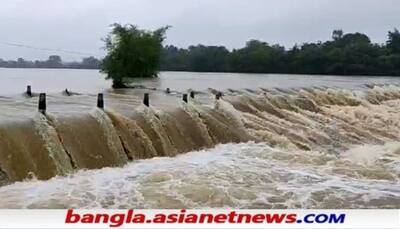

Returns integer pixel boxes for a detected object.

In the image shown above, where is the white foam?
[0,142,398,209]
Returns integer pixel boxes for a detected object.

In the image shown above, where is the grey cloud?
[0,0,399,61]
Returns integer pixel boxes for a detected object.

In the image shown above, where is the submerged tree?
[101,23,169,88]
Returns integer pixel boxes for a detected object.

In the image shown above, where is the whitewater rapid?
[0,142,399,209]
[0,71,400,208]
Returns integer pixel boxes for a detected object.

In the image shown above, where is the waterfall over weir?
[0,84,399,185]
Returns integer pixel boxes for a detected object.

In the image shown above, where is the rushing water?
[1,68,400,95]
[0,142,399,209]
[0,68,399,209]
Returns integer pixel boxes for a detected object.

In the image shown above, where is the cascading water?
[0,83,399,208]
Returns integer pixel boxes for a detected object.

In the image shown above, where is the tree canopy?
[1,28,400,77]
[160,29,400,76]
[101,23,169,88]
[0,55,100,69]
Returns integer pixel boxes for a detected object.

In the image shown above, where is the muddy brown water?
[0,68,399,208]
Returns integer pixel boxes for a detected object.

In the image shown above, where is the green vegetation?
[101,23,169,88]
[1,28,399,77]
[0,55,100,69]
[160,29,400,76]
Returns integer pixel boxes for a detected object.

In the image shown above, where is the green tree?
[387,28,400,54]
[187,45,230,72]
[160,45,189,71]
[332,29,344,41]
[322,32,381,75]
[101,23,169,88]
[47,55,63,68]
[230,40,285,73]
[82,56,100,69]
[292,43,327,74]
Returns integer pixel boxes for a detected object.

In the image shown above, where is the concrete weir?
[0,85,400,184]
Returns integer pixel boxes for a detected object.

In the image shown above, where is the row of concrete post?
[28,85,222,114]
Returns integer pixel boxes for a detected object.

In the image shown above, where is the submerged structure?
[0,85,399,184]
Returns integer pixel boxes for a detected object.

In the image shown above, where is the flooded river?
[0,68,399,208]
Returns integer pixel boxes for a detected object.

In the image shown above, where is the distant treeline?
[1,29,400,76]
[160,29,400,76]
[0,55,100,69]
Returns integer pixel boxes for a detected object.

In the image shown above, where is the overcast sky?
[0,0,399,61]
